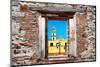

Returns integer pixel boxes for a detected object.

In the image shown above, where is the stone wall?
[73,6,96,59]
[75,12,87,56]
[11,0,96,65]
[80,6,96,59]
[11,0,41,65]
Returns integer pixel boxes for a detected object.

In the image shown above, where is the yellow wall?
[48,40,67,55]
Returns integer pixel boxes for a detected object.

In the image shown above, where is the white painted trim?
[69,18,77,56]
[38,16,46,58]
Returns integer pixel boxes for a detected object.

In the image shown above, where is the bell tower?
[52,26,56,40]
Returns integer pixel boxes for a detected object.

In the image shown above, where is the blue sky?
[48,20,68,40]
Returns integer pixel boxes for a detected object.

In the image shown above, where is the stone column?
[75,12,88,57]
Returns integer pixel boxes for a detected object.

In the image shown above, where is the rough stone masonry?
[11,0,96,66]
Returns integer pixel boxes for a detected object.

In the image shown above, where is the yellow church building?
[48,40,68,54]
[48,27,68,56]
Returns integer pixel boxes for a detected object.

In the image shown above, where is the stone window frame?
[39,12,76,59]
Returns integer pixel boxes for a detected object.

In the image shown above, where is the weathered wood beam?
[41,12,75,18]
